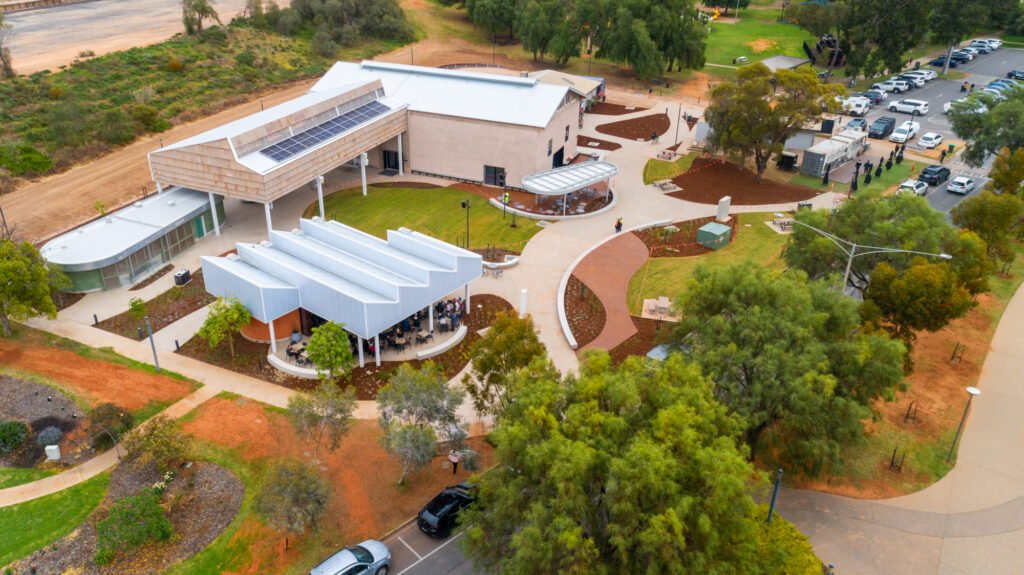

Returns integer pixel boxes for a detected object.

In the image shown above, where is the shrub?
[78,50,96,58]
[94,489,173,564]
[235,50,257,67]
[36,425,64,447]
[198,26,228,44]
[0,421,29,454]
[166,59,185,72]
[47,85,66,100]
[122,415,192,472]
[0,143,53,176]
[128,296,147,321]
[275,9,302,35]
[99,109,136,146]
[311,29,338,58]
[89,403,135,440]
[130,104,170,133]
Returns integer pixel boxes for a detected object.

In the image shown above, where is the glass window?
[565,125,570,142]
[347,546,373,563]
[547,139,552,156]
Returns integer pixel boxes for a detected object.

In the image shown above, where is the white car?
[944,97,988,114]
[952,50,974,61]
[841,97,870,116]
[888,99,929,115]
[873,79,911,93]
[895,75,925,88]
[309,541,391,575]
[898,179,928,196]
[918,132,943,149]
[904,70,936,82]
[947,176,977,195]
[959,46,979,57]
[977,38,1002,49]
[889,121,920,143]
[968,41,992,54]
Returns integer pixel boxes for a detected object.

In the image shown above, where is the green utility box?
[697,222,731,250]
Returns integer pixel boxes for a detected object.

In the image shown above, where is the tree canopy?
[704,63,841,181]
[463,312,550,420]
[988,147,1024,197]
[461,351,819,574]
[952,191,1024,266]
[286,381,357,462]
[949,89,1024,167]
[0,240,66,337]
[305,321,355,381]
[928,0,989,73]
[197,296,250,358]
[255,460,330,548]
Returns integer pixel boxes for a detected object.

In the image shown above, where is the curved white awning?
[521,161,618,196]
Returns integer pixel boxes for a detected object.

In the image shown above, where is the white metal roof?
[314,61,571,128]
[520,161,618,196]
[200,218,482,339]
[41,187,212,271]
[528,69,602,98]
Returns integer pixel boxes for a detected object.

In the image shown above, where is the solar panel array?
[260,100,391,163]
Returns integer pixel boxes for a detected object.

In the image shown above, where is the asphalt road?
[382,521,480,575]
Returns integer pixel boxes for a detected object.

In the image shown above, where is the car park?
[918,132,943,149]
[1008,70,1024,81]
[888,99,929,115]
[889,121,920,143]
[897,179,928,196]
[968,41,992,54]
[845,118,868,132]
[977,38,1002,49]
[873,79,911,93]
[947,176,976,195]
[309,541,392,575]
[868,116,896,138]
[417,483,477,539]
[919,165,951,185]
[929,57,959,68]
[896,74,925,88]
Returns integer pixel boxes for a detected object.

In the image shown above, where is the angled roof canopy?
[201,219,482,340]
[521,161,618,196]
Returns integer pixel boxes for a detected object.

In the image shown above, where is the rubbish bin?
[173,269,191,286]
[947,143,956,154]
[914,61,921,70]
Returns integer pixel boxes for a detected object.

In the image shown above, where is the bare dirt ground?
[670,158,821,205]
[588,102,650,116]
[576,135,623,151]
[596,113,672,141]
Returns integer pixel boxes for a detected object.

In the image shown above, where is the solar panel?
[259,100,391,163]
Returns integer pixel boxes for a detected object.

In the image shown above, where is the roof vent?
[398,227,412,234]
[226,253,241,261]
[260,240,272,248]
[166,200,176,206]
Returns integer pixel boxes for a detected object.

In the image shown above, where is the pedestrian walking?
[448,450,461,474]
[615,218,623,233]
[970,83,976,93]
[961,82,969,93]
[940,149,947,163]
[651,131,659,143]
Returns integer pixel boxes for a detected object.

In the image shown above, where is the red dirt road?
[573,233,650,353]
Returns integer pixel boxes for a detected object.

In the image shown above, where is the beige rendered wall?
[538,95,582,170]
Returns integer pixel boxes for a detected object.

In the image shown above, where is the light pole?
[947,386,981,463]
[766,468,784,524]
[461,200,471,250]
[786,218,953,295]
[144,316,160,373]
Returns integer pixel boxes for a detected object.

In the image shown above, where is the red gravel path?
[571,233,650,353]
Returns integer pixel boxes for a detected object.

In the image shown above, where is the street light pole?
[144,316,160,373]
[766,468,784,524]
[461,200,471,250]
[947,386,981,463]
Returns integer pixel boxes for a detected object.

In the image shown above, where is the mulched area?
[176,295,514,400]
[596,113,671,141]
[129,264,174,291]
[52,290,86,311]
[0,375,93,468]
[576,135,623,151]
[669,158,821,205]
[10,459,244,575]
[588,102,649,116]
[95,269,215,341]
[608,317,670,366]
[565,275,606,349]
[472,246,520,263]
[633,215,741,258]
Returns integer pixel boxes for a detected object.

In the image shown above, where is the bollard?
[93,313,98,325]
[137,327,144,339]
[175,339,180,351]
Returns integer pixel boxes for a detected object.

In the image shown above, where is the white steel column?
[156,181,164,194]
[268,319,277,353]
[264,202,273,239]
[208,192,221,236]
[465,284,471,315]
[374,334,381,367]
[428,305,434,332]
[519,289,528,319]
[357,337,365,368]
[397,133,404,176]
[563,192,567,215]
[315,176,325,219]
[360,152,368,196]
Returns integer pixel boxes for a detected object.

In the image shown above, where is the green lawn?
[704,9,814,67]
[783,159,925,196]
[317,186,543,252]
[643,153,697,184]
[627,212,788,315]
[0,468,57,490]
[0,472,109,566]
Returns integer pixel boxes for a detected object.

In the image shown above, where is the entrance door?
[484,165,506,186]
[382,150,399,171]
[552,147,564,168]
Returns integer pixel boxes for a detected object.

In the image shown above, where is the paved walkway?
[574,232,649,351]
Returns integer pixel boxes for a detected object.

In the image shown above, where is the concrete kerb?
[557,219,672,349]
[486,191,619,221]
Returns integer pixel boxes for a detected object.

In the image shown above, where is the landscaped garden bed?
[642,151,695,184]
[632,215,740,258]
[596,113,671,141]
[129,264,174,292]
[588,102,649,116]
[565,275,606,348]
[51,290,86,312]
[95,269,215,341]
[608,316,668,366]
[669,157,821,205]
[1,375,94,469]
[576,135,622,151]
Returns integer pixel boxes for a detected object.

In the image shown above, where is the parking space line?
[397,536,423,560]
[396,532,464,575]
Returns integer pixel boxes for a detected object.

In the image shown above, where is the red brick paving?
[572,233,650,353]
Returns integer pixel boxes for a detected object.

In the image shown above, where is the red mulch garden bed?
[565,275,606,348]
[95,269,215,341]
[588,102,649,116]
[608,316,671,365]
[576,135,622,151]
[51,290,86,311]
[633,215,741,258]
[472,246,520,263]
[176,295,514,400]
[596,113,671,141]
[129,263,174,291]
[669,158,821,205]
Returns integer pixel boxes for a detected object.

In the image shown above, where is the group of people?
[433,297,466,332]
[960,82,976,93]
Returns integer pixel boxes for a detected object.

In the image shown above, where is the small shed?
[697,222,731,250]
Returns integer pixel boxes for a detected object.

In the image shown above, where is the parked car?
[982,88,1008,100]
[896,74,925,88]
[903,70,936,82]
[861,89,888,103]
[889,121,920,143]
[919,165,951,185]
[868,116,897,138]
[872,79,911,93]
[918,132,943,149]
[417,483,477,538]
[1007,70,1024,80]
[947,176,977,195]
[952,50,974,61]
[986,82,1012,92]
[850,91,879,105]
[929,57,959,68]
[841,97,870,116]
[977,38,1002,49]
[959,46,979,57]
[845,118,868,131]
[968,41,992,54]
[309,542,391,575]
[888,99,929,115]
[898,179,928,196]
[944,97,988,114]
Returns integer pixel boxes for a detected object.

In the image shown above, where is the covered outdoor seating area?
[508,160,618,217]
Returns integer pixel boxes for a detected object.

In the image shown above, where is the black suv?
[417,483,476,538]
[919,165,951,185]
[867,116,896,139]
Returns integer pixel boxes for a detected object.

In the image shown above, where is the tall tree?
[948,89,1024,167]
[703,0,749,16]
[988,147,1024,197]
[519,0,562,61]
[462,312,549,420]
[181,0,221,35]
[952,191,1024,266]
[460,351,820,574]
[197,296,250,358]
[121,415,193,472]
[255,460,330,549]
[0,240,64,337]
[305,321,355,381]
[704,63,841,181]
[286,381,357,463]
[0,14,13,79]
[378,362,465,484]
[861,260,974,344]
[465,0,517,40]
[929,0,988,74]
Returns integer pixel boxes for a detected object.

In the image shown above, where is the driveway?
[382,521,479,575]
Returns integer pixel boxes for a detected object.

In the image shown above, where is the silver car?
[310,541,391,575]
